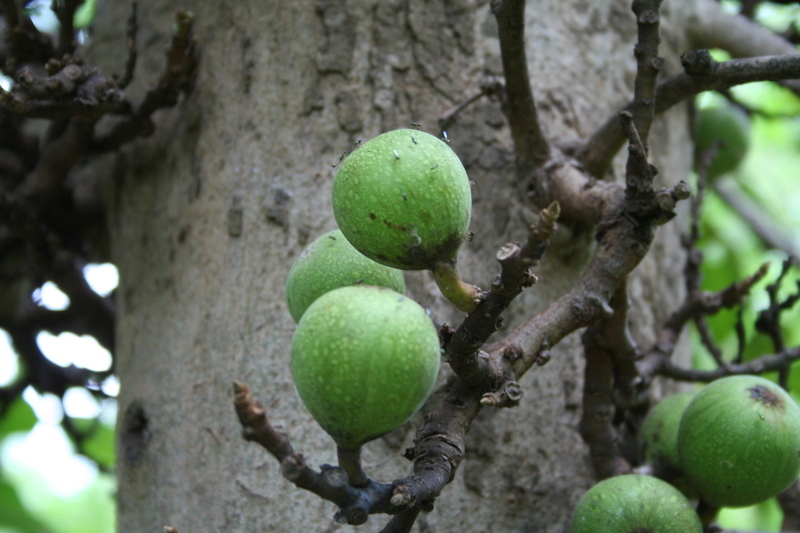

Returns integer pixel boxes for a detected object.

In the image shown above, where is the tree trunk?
[100,0,694,531]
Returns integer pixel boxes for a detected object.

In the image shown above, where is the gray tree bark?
[95,0,695,531]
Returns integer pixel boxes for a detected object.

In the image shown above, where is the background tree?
[1,0,800,532]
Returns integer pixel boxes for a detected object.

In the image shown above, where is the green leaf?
[717,497,783,532]
[0,478,49,533]
[0,398,37,441]
[81,423,115,469]
[73,0,98,29]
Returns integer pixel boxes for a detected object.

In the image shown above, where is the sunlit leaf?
[0,398,37,440]
[717,497,783,532]
[73,0,98,29]
[0,479,49,533]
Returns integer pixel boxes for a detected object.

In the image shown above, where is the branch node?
[280,453,306,482]
[391,486,415,507]
[680,49,717,77]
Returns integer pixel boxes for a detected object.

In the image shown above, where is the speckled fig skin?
[285,229,406,323]
[678,375,800,508]
[694,105,751,179]
[290,285,441,450]
[332,129,471,270]
[571,475,702,533]
[639,392,696,477]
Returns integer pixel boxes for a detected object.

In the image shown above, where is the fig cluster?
[284,128,475,456]
[572,375,800,532]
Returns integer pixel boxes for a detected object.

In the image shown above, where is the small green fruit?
[694,105,751,179]
[571,474,702,533]
[285,229,406,323]
[291,285,441,450]
[639,392,696,477]
[678,375,800,508]
[332,129,472,270]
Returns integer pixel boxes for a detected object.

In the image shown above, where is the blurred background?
[1,0,799,531]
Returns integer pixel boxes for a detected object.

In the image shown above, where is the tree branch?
[90,10,197,151]
[637,262,769,381]
[577,52,800,178]
[491,0,550,177]
[446,202,559,392]
[658,346,800,382]
[232,381,399,526]
[629,0,664,151]
[578,283,635,479]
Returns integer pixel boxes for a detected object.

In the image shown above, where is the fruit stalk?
[695,501,720,528]
[432,260,483,313]
[337,446,369,488]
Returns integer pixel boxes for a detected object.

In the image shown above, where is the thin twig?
[117,2,139,90]
[658,346,800,381]
[577,53,800,178]
[629,0,664,150]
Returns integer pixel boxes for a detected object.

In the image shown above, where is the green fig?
[694,105,751,179]
[571,474,702,533]
[290,285,441,451]
[639,392,696,478]
[678,375,800,508]
[332,129,471,271]
[285,229,406,323]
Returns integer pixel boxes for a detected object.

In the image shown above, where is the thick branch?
[577,53,800,178]
[688,0,798,61]
[578,283,635,479]
[390,382,482,507]
[491,0,550,176]
[446,202,559,389]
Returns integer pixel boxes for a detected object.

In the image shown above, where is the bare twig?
[378,507,421,533]
[577,52,800,178]
[491,0,550,177]
[438,78,504,132]
[53,0,83,56]
[629,0,664,150]
[446,202,559,392]
[117,2,139,90]
[637,263,769,382]
[755,258,800,389]
[232,381,399,526]
[91,10,197,151]
[658,346,800,382]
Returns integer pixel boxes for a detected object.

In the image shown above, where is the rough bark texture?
[97,0,694,531]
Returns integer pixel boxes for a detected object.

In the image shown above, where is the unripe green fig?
[290,285,441,450]
[571,474,702,533]
[332,129,471,271]
[678,375,800,508]
[639,392,696,477]
[285,229,406,323]
[694,105,751,179]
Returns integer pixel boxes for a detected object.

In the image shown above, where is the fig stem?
[432,260,483,313]
[337,446,369,488]
[696,500,720,528]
